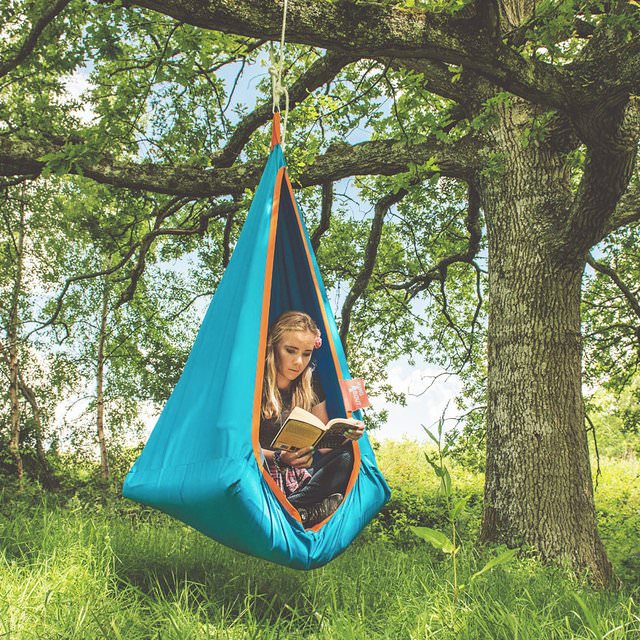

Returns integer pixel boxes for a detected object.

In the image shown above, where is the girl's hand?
[281,446,314,469]
[344,420,365,441]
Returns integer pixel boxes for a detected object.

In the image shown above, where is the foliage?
[586,373,640,459]
[590,454,640,587]
[0,178,208,473]
[1,0,639,588]
[583,224,640,395]
[1,0,637,488]
[412,417,516,600]
[374,438,640,587]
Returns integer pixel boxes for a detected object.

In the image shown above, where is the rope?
[269,0,289,148]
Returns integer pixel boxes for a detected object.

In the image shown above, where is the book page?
[326,418,358,432]
[287,406,326,429]
[271,419,323,451]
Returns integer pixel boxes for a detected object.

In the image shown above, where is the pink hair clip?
[314,332,322,349]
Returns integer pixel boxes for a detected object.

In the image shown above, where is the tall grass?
[1,497,638,639]
[1,444,638,638]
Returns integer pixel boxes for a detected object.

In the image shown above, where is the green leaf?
[451,495,471,520]
[410,527,455,553]
[470,548,518,581]
[421,425,440,446]
[423,452,441,475]
[439,466,452,498]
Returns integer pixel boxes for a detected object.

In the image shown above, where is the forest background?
[0,0,639,637]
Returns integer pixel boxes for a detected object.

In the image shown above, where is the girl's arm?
[311,400,329,423]
[264,447,314,468]
[310,401,332,454]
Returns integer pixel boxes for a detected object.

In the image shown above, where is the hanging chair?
[122,115,391,569]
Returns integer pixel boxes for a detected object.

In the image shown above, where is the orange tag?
[339,378,370,412]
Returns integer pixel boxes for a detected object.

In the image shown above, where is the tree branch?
[569,11,640,109]
[117,200,238,305]
[0,132,477,195]
[382,57,479,107]
[340,187,409,349]
[556,94,639,257]
[118,0,570,111]
[311,182,333,252]
[222,203,236,268]
[26,197,236,335]
[559,143,638,259]
[385,184,483,298]
[0,0,73,78]
[0,175,38,189]
[116,196,191,306]
[586,253,640,321]
[602,165,640,237]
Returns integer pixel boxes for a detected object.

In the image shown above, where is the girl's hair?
[262,311,319,420]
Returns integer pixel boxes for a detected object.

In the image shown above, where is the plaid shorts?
[266,461,311,496]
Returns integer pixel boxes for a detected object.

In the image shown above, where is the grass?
[0,445,639,639]
[1,504,638,639]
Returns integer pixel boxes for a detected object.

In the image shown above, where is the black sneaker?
[299,493,344,527]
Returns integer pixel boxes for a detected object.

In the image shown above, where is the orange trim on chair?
[251,166,302,524]
[282,171,363,532]
[270,112,282,150]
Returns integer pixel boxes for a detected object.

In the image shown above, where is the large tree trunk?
[477,99,613,586]
[96,278,110,481]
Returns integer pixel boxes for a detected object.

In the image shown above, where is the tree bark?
[0,134,474,194]
[477,98,613,586]
[96,277,110,482]
[17,373,53,485]
[7,199,25,484]
[126,0,572,109]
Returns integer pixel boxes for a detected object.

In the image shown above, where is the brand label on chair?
[339,378,371,412]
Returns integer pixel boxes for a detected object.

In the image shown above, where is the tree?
[1,0,639,585]
[32,183,208,481]
[583,224,640,395]
[0,180,79,485]
[3,186,26,483]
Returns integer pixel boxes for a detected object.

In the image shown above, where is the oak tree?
[1,0,639,585]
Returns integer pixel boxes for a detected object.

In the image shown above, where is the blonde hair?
[262,311,319,420]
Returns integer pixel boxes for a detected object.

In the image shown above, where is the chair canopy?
[122,115,391,569]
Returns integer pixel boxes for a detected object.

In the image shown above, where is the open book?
[269,407,360,452]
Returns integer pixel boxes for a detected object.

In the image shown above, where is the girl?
[260,311,365,527]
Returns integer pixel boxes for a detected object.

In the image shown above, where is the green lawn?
[0,448,638,639]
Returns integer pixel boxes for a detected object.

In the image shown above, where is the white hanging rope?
[269,0,289,147]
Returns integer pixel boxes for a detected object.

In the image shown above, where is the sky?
[369,359,463,441]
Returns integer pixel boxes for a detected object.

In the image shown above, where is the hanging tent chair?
[122,115,391,569]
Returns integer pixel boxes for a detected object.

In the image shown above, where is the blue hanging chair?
[122,115,391,569]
